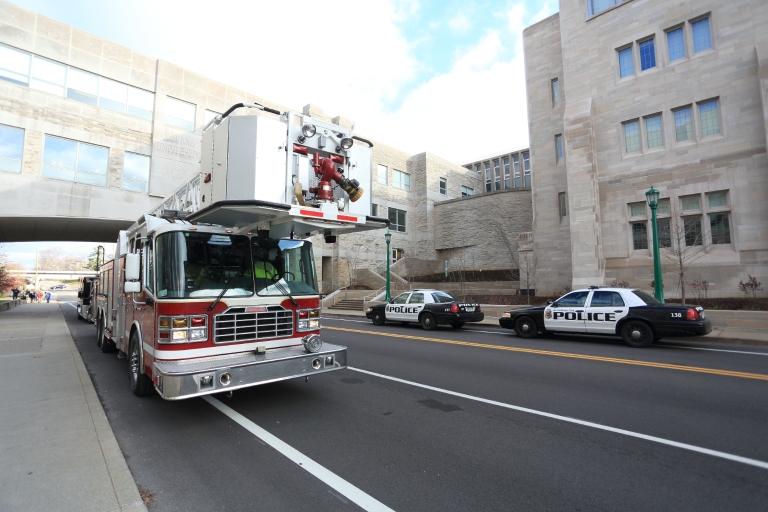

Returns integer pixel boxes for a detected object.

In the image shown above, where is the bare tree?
[488,218,521,282]
[343,243,364,288]
[659,203,712,305]
[518,250,543,305]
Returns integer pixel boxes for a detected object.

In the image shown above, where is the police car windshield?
[632,290,663,306]
[431,292,457,303]
[251,238,318,296]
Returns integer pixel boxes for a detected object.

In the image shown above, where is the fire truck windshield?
[252,238,318,296]
[155,231,254,299]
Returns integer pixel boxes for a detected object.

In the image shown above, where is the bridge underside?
[0,217,133,243]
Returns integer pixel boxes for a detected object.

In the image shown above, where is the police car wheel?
[450,321,465,329]
[621,321,654,348]
[420,313,437,331]
[371,310,386,325]
[514,317,538,338]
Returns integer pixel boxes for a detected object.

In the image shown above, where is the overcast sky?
[3,0,558,268]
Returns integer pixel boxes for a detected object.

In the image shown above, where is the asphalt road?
[60,300,768,511]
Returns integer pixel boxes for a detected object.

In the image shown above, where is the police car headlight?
[366,307,372,313]
[502,312,511,318]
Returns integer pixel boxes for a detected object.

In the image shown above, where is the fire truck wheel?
[100,317,116,353]
[129,332,153,397]
[420,313,437,331]
[96,316,104,348]
[371,310,386,325]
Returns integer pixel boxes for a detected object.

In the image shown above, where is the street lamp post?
[645,186,664,303]
[385,231,392,301]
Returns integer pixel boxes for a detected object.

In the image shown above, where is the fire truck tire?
[450,321,465,329]
[371,310,386,325]
[100,316,116,353]
[129,332,152,397]
[96,316,104,348]
[420,313,437,331]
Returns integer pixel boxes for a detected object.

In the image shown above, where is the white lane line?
[349,367,768,471]
[203,396,395,512]
[660,344,768,356]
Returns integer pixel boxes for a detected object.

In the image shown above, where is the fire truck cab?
[95,103,388,400]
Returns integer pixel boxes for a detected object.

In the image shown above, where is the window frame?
[631,221,649,250]
[461,186,474,197]
[42,134,109,187]
[644,114,664,149]
[673,105,694,143]
[392,169,410,191]
[638,37,657,71]
[165,96,196,132]
[493,159,501,190]
[377,164,388,185]
[503,156,511,189]
[697,98,721,138]
[558,192,568,218]
[0,123,25,174]
[691,15,713,54]
[551,78,560,105]
[665,25,686,63]
[387,207,407,233]
[617,45,635,79]
[623,119,641,154]
[122,151,151,193]
[439,177,447,195]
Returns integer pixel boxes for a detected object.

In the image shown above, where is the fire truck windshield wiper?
[269,274,300,308]
[206,267,244,312]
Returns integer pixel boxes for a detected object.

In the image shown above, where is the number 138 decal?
[671,312,682,318]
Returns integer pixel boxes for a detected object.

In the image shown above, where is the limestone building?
[524,0,768,297]
[0,0,532,291]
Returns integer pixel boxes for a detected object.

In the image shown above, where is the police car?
[366,290,484,330]
[498,287,712,348]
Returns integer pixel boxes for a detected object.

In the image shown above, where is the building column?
[563,97,605,288]
[758,44,768,156]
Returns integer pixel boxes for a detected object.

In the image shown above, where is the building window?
[699,99,720,137]
[657,218,671,248]
[204,109,220,127]
[42,135,108,186]
[666,27,685,62]
[674,107,693,142]
[707,191,727,208]
[31,56,66,96]
[484,162,491,192]
[392,169,410,191]
[624,121,640,153]
[645,115,663,148]
[439,177,447,195]
[638,38,656,71]
[692,17,712,53]
[0,124,24,173]
[629,202,646,217]
[461,186,474,197]
[166,97,196,131]
[493,159,501,190]
[503,157,511,188]
[589,0,628,17]
[559,192,568,217]
[371,203,378,216]
[475,163,481,175]
[555,134,563,161]
[657,198,670,215]
[632,222,648,250]
[67,67,98,105]
[683,216,703,246]
[552,78,560,104]
[388,208,406,232]
[0,43,31,86]
[523,152,531,187]
[122,152,150,192]
[681,194,701,211]
[513,154,521,188]
[377,164,388,184]
[709,213,731,244]
[392,248,404,262]
[618,47,634,78]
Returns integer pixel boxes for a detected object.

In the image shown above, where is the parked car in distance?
[499,286,712,348]
[366,289,483,330]
[49,284,66,290]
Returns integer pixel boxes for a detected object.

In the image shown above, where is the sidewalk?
[0,301,146,512]
[322,307,768,347]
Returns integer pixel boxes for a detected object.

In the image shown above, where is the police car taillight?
[686,308,699,321]
[450,304,460,313]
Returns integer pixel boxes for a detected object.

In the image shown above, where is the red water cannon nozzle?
[311,152,363,202]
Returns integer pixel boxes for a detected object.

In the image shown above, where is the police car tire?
[450,321,465,329]
[372,310,386,325]
[621,321,654,348]
[514,317,538,338]
[420,313,437,331]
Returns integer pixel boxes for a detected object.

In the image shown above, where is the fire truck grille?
[214,306,293,343]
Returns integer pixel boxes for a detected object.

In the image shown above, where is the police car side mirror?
[551,301,559,308]
[546,299,553,305]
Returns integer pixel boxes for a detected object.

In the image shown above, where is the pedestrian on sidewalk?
[44,291,51,303]
[37,290,43,303]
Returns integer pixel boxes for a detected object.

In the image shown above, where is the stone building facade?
[0,0,534,291]
[524,0,768,297]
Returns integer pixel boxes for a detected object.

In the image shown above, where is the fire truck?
[95,102,387,400]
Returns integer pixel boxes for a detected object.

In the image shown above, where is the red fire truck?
[95,103,387,400]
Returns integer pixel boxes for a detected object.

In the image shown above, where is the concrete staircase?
[327,298,366,311]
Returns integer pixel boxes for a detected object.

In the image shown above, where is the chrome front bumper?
[152,343,347,400]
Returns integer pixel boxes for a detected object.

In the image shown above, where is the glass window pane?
[485,162,491,192]
[556,135,563,159]
[166,97,196,130]
[43,136,77,170]
[475,164,481,174]
[523,152,530,170]
[371,203,378,216]
[31,56,66,86]
[0,124,24,174]
[42,164,75,181]
[639,39,656,71]
[657,218,671,248]
[76,170,107,186]
[377,164,387,184]
[710,213,730,244]
[122,178,148,193]
[624,121,640,152]
[683,216,702,246]
[552,79,559,103]
[699,100,719,136]
[618,47,634,78]
[77,143,108,175]
[127,87,154,120]
[692,17,711,53]
[632,222,648,250]
[657,198,670,215]
[513,155,520,188]
[707,191,727,208]
[67,67,98,95]
[403,173,410,191]
[667,28,685,61]
[0,43,31,85]
[30,79,64,96]
[681,195,700,210]
[630,202,645,217]
[590,0,618,16]
[674,108,692,141]
[645,115,663,148]
[98,78,127,113]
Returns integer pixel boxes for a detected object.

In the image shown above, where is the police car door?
[404,292,426,322]
[544,290,590,333]
[585,290,628,335]
[386,292,411,321]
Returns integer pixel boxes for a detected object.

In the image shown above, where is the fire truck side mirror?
[124,281,141,293]
[125,254,140,281]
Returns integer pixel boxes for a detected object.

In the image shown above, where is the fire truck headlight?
[339,136,354,150]
[172,331,188,341]
[302,334,322,353]
[190,328,206,340]
[308,319,320,329]
[298,319,308,330]
[302,123,316,138]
